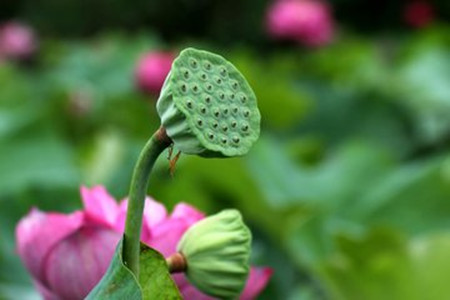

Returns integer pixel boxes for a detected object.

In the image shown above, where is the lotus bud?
[176,209,251,299]
[0,21,37,60]
[156,48,261,157]
[135,51,174,96]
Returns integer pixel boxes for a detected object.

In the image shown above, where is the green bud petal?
[177,209,251,299]
[157,48,261,158]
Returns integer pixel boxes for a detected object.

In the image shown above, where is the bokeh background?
[1,0,450,299]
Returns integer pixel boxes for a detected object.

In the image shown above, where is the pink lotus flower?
[135,51,174,96]
[16,186,272,299]
[0,21,37,60]
[266,0,334,47]
[404,1,434,28]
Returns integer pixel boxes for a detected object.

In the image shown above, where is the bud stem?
[123,127,172,278]
[167,253,187,273]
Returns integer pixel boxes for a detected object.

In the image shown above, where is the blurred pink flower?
[0,21,37,60]
[266,0,334,47]
[16,186,272,299]
[135,51,174,96]
[404,1,434,28]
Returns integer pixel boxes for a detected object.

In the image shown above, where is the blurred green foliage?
[0,14,450,300]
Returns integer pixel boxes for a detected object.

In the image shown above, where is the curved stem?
[123,127,172,277]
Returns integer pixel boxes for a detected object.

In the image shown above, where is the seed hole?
[243,110,250,117]
[206,84,213,91]
[219,93,225,100]
[216,78,222,84]
[205,96,211,104]
[192,85,199,92]
[201,73,207,80]
[208,133,214,140]
[212,122,218,128]
[214,110,220,117]
[181,84,187,92]
[220,68,227,77]
[197,119,203,126]
[233,137,240,143]
[222,125,228,132]
[190,59,198,69]
[221,138,227,144]
[200,107,206,114]
[223,108,229,115]
[231,121,237,128]
[232,82,238,90]
[242,125,249,131]
[186,100,193,108]
[183,71,190,79]
[233,107,238,113]
[240,95,247,103]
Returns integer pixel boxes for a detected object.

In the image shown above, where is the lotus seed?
[243,110,250,117]
[222,125,228,132]
[220,67,227,77]
[232,136,240,143]
[190,58,198,69]
[219,92,225,100]
[203,61,212,71]
[231,81,239,90]
[231,120,237,128]
[213,109,220,117]
[240,94,247,103]
[221,137,228,144]
[242,124,249,131]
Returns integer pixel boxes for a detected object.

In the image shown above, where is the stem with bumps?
[123,127,172,277]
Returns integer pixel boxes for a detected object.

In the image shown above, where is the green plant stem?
[123,127,172,277]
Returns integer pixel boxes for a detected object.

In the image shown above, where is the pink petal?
[116,197,166,244]
[143,196,168,228]
[81,186,119,227]
[173,274,213,300]
[15,208,84,282]
[33,280,61,300]
[44,226,121,300]
[181,285,214,300]
[240,267,273,300]
[171,203,205,225]
[114,199,128,233]
[176,267,272,300]
[172,273,191,291]
[148,218,190,257]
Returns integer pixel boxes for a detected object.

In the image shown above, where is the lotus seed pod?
[176,209,251,299]
[156,48,260,157]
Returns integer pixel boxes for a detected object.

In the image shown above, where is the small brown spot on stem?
[167,252,187,273]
